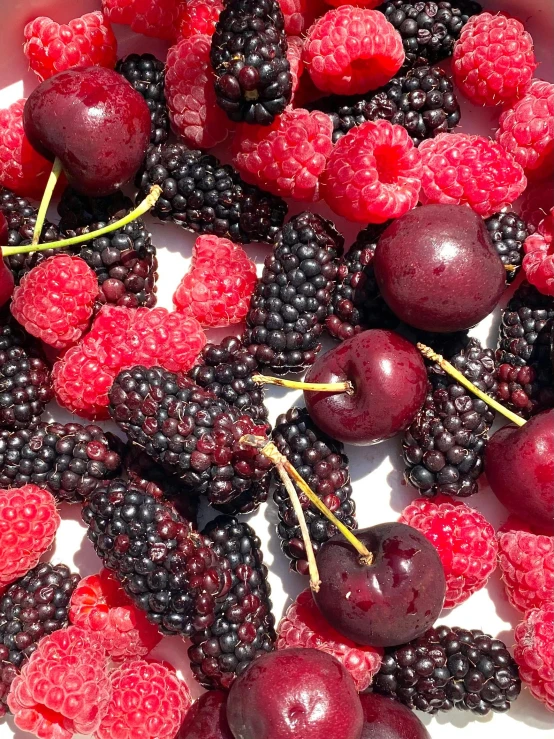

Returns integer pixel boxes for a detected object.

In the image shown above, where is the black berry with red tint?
[485,211,529,283]
[116,53,169,146]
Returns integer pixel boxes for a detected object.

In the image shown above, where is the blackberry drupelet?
[0,563,80,716]
[272,407,357,575]
[485,211,529,283]
[430,337,497,396]
[374,625,521,715]
[136,142,287,244]
[116,54,169,145]
[57,186,133,234]
[210,0,292,125]
[188,515,275,690]
[244,212,344,374]
[0,423,122,503]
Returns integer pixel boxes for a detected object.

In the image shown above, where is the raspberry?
[232,108,333,202]
[497,80,554,181]
[69,569,161,661]
[281,0,326,35]
[11,255,98,351]
[102,0,183,40]
[321,119,422,223]
[277,589,382,691]
[514,602,554,711]
[7,626,110,738]
[452,13,536,107]
[52,305,206,419]
[498,529,554,614]
[287,36,304,96]
[96,659,191,739]
[166,35,234,150]
[523,207,554,297]
[0,484,59,591]
[0,101,50,199]
[23,12,117,83]
[178,0,222,38]
[399,496,498,608]
[303,7,405,95]
[520,178,554,231]
[419,132,527,217]
[173,235,257,327]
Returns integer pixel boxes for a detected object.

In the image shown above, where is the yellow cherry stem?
[252,375,354,394]
[31,157,64,246]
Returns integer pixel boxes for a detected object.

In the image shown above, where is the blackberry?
[272,407,357,575]
[374,625,521,715]
[0,563,80,716]
[210,0,292,125]
[116,53,169,145]
[136,142,287,244]
[57,186,133,234]
[0,422,122,503]
[244,212,344,374]
[188,515,275,690]
[485,211,529,283]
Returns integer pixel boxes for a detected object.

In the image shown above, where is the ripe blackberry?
[116,53,169,145]
[210,0,292,125]
[374,625,521,715]
[188,515,275,690]
[244,212,344,374]
[272,407,357,575]
[57,186,133,234]
[0,422,122,503]
[0,563,80,717]
[485,211,529,283]
[136,142,287,244]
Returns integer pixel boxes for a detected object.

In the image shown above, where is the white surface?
[1,0,554,737]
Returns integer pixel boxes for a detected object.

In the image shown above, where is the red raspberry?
[23,12,117,83]
[11,255,98,350]
[173,235,257,327]
[287,37,304,97]
[497,80,554,181]
[0,100,50,199]
[53,305,206,419]
[452,13,536,107]
[523,207,554,297]
[419,132,527,217]
[7,626,111,738]
[281,0,326,36]
[514,602,554,711]
[102,0,183,40]
[178,0,222,39]
[166,35,234,150]
[303,7,404,95]
[277,589,383,691]
[96,659,191,739]
[399,496,498,609]
[232,108,333,202]
[0,484,60,590]
[321,119,421,224]
[69,569,162,661]
[520,178,554,231]
[497,529,554,614]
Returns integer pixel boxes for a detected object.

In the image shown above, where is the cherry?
[313,523,446,647]
[303,329,427,445]
[485,409,554,535]
[177,691,233,739]
[359,694,430,739]
[0,213,14,308]
[23,67,151,197]
[226,648,364,739]
[373,204,506,332]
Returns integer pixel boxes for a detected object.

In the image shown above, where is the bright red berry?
[321,119,422,223]
[0,100,50,199]
[514,602,554,711]
[281,0,326,35]
[497,529,554,614]
[287,36,304,97]
[178,0,222,38]
[523,207,554,297]
[102,0,183,40]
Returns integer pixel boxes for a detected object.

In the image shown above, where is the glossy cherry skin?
[373,204,506,332]
[313,523,446,647]
[24,67,151,197]
[360,694,430,739]
[0,215,15,308]
[304,329,427,445]
[177,692,233,739]
[226,648,364,739]
[485,409,554,535]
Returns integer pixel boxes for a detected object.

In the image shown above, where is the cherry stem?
[2,185,163,256]
[252,375,354,394]
[417,343,527,428]
[31,157,64,246]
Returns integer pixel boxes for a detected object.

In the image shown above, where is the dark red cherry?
[177,691,232,739]
[360,693,430,739]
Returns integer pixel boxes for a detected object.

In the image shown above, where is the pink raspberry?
[173,235,257,327]
[7,626,111,739]
[514,602,554,711]
[96,659,191,739]
[281,0,326,36]
[0,100,50,199]
[23,12,117,83]
[303,7,404,95]
[399,496,498,609]
[287,37,304,97]
[523,207,554,297]
[452,12,536,107]
[0,484,60,591]
[277,589,383,691]
[69,569,162,661]
[166,35,233,150]
[102,0,183,40]
[419,132,527,217]
[498,529,554,614]
[178,0,222,39]
[497,80,554,181]
[321,119,421,223]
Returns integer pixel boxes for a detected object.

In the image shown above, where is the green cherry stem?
[252,374,354,394]
[31,157,64,246]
